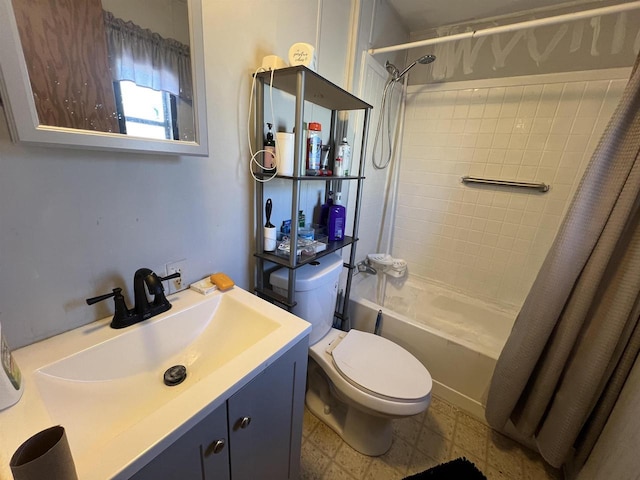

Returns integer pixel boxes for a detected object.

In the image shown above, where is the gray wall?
[0,0,353,348]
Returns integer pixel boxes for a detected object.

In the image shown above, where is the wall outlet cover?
[166,259,187,294]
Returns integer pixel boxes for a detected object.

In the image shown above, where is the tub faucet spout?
[357,261,377,275]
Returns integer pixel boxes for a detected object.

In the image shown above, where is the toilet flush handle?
[325,332,347,355]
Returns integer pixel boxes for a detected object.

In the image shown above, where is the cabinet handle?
[239,416,252,429]
[205,439,226,456]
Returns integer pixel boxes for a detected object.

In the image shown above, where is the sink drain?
[164,365,187,386]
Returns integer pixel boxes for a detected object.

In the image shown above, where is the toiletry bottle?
[0,324,24,410]
[335,157,343,177]
[307,122,322,172]
[328,192,346,242]
[264,123,276,169]
[336,137,351,176]
[298,210,306,228]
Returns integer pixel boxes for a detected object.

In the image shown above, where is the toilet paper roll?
[264,226,277,252]
[275,132,295,176]
[288,43,316,71]
[10,426,78,480]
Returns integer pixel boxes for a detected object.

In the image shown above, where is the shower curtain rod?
[368,1,640,55]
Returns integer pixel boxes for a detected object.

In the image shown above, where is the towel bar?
[461,176,550,192]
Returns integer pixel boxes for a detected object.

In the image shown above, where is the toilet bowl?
[270,254,432,456]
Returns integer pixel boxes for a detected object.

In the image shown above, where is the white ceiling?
[387,0,613,33]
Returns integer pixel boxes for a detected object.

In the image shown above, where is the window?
[115,81,178,140]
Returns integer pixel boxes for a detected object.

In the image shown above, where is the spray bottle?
[0,324,24,410]
[336,137,352,176]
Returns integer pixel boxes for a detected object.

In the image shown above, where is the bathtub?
[347,273,518,419]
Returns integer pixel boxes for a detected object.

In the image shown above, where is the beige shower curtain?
[485,52,640,471]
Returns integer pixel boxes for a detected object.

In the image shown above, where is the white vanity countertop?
[0,287,310,480]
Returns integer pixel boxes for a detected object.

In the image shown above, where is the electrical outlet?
[166,259,187,294]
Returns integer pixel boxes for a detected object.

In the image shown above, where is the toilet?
[270,254,432,456]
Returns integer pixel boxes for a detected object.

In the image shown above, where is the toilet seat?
[309,328,431,417]
[329,330,431,402]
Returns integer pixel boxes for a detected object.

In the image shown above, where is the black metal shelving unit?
[253,66,371,326]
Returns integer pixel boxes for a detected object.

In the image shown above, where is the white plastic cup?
[275,132,294,176]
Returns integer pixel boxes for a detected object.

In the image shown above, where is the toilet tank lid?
[270,253,343,292]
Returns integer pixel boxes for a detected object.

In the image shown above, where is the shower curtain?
[485,51,640,471]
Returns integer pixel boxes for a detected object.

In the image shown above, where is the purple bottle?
[328,192,346,242]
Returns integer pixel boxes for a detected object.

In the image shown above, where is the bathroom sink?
[31,288,292,462]
[38,293,277,382]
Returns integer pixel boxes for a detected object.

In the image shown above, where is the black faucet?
[86,268,181,329]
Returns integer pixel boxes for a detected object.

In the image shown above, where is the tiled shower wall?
[394,69,628,308]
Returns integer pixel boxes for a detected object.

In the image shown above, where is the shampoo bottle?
[0,324,24,410]
[328,192,346,242]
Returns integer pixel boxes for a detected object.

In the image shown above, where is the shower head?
[394,54,436,81]
[417,54,437,65]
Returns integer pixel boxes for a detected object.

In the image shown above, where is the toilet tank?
[270,254,343,345]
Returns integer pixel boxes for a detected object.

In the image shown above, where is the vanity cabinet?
[252,66,372,330]
[130,337,308,480]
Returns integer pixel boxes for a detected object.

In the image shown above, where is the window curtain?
[485,50,640,473]
[103,11,192,102]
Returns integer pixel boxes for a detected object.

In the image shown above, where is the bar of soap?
[210,272,234,291]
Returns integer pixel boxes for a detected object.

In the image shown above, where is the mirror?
[0,0,208,156]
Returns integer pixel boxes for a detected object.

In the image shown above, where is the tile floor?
[300,395,563,480]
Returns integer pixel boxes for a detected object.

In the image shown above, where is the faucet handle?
[152,272,180,307]
[86,288,135,329]
[86,288,122,305]
[155,272,181,297]
[158,272,181,282]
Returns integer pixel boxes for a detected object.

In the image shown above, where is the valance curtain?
[103,11,192,102]
[485,51,640,472]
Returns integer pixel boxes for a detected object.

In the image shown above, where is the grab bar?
[461,176,550,192]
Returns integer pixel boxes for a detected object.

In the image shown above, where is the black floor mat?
[403,457,487,480]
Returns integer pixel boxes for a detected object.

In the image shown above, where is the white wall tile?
[546,134,569,151]
[556,82,586,117]
[513,117,532,134]
[396,71,625,307]
[532,117,553,134]
[536,83,563,116]
[551,116,574,134]
[571,116,597,135]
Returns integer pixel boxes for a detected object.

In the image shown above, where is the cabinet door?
[227,338,308,480]
[130,403,230,480]
[201,404,232,479]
